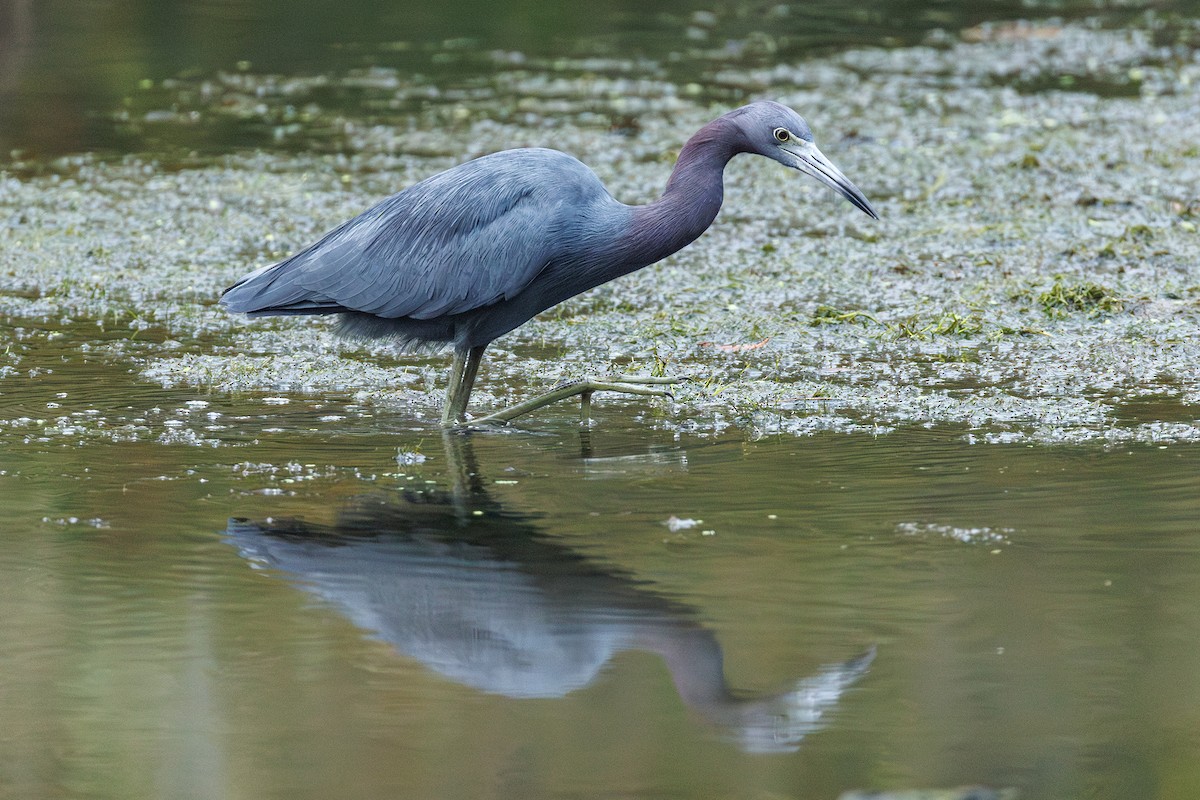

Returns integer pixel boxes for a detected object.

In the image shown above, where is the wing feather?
[221,149,599,322]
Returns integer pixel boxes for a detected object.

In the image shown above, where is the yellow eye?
[773,127,790,143]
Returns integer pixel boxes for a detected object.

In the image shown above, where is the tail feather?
[221,262,345,316]
[221,259,456,348]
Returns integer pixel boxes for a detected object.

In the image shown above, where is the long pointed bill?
[783,140,879,220]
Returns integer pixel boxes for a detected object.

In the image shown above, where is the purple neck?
[618,116,744,269]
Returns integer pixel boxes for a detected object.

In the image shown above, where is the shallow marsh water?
[4,1,1200,798]
[4,350,1200,799]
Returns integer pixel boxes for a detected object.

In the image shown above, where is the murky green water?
[3,321,1200,799]
[5,0,1193,160]
[5,1,1200,798]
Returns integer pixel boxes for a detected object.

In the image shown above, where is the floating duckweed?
[2,19,1199,446]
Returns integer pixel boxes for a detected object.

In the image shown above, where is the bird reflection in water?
[225,433,874,753]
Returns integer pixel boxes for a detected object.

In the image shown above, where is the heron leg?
[580,389,593,424]
[441,344,486,427]
[468,375,681,427]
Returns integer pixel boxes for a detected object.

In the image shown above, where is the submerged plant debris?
[3,17,1200,445]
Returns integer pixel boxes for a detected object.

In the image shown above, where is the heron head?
[731,101,879,220]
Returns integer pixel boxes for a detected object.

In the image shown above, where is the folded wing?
[221,149,595,321]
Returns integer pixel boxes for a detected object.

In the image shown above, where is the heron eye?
[773,127,790,143]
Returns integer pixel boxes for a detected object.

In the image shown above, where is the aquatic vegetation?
[812,306,984,340]
[885,312,985,340]
[2,18,1200,444]
[1035,279,1124,317]
[810,305,878,327]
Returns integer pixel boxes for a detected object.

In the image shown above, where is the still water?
[4,1,1200,798]
[2,328,1200,798]
[2,0,1185,159]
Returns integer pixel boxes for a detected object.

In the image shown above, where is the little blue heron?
[221,100,878,426]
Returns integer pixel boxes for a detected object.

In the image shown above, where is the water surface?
[4,0,1195,158]
[4,1,1200,798]
[3,340,1200,798]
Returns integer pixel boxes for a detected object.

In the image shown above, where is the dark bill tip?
[839,184,879,220]
[797,147,880,221]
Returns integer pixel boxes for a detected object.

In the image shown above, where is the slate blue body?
[221,101,878,425]
[225,150,619,347]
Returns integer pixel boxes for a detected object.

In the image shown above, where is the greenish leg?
[580,389,593,424]
[441,344,486,427]
[468,374,680,428]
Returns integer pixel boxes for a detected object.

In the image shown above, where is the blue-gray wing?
[221,149,601,320]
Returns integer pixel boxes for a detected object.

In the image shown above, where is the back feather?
[220,148,605,323]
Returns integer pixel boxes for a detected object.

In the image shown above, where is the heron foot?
[465,375,682,428]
